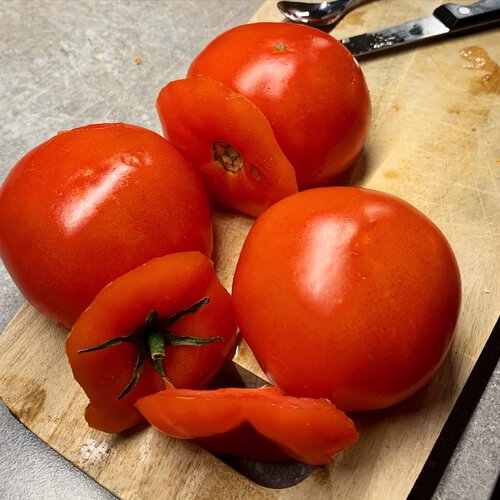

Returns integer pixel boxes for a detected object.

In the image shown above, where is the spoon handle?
[344,0,372,11]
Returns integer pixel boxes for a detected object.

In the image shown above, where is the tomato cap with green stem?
[78,297,222,400]
[66,251,238,433]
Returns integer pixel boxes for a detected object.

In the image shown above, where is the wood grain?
[0,1,499,498]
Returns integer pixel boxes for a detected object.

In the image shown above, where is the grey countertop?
[0,1,498,498]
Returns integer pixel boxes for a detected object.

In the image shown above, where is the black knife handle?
[434,0,500,31]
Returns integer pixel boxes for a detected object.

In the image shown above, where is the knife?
[340,0,500,57]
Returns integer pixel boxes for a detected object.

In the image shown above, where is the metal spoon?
[277,0,370,27]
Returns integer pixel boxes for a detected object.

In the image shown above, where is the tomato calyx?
[78,297,222,399]
[212,142,243,174]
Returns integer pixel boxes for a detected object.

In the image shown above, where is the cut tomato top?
[66,251,238,433]
[157,75,298,217]
[136,385,358,465]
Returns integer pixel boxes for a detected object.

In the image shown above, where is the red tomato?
[232,187,461,411]
[136,385,358,465]
[66,251,238,433]
[188,22,371,190]
[0,123,213,327]
[157,75,298,217]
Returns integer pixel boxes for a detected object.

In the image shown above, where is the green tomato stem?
[78,297,222,400]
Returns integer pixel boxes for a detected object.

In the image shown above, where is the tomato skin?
[135,385,358,465]
[188,22,370,190]
[232,187,461,411]
[0,123,213,327]
[66,251,238,433]
[157,75,298,217]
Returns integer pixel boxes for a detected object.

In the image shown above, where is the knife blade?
[340,0,500,57]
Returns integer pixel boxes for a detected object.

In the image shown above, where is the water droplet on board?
[460,46,500,95]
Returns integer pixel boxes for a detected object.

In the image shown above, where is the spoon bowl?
[278,0,369,27]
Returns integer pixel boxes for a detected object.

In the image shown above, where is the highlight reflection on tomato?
[0,123,213,327]
[232,187,461,411]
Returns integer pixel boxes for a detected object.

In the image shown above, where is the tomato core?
[212,142,243,174]
[273,43,288,51]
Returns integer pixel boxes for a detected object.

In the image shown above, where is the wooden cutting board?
[0,1,499,498]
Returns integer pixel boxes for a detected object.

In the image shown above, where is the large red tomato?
[0,123,213,327]
[188,22,371,190]
[232,187,461,411]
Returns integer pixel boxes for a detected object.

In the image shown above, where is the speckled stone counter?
[0,1,498,498]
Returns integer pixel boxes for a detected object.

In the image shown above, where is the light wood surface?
[0,1,499,498]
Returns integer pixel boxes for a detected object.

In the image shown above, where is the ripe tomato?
[136,385,358,465]
[232,187,461,411]
[66,251,238,433]
[188,22,371,190]
[0,123,213,327]
[157,75,298,217]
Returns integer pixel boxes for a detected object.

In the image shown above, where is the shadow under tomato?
[217,453,314,489]
[333,147,373,187]
[199,364,315,488]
